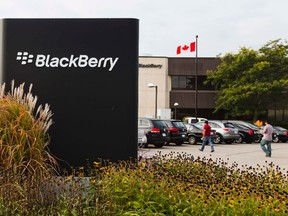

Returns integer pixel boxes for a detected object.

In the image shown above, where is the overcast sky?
[0,0,286,57]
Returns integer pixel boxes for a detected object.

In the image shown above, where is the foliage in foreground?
[93,152,288,215]
[0,151,288,215]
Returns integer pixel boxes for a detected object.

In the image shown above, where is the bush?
[0,81,58,213]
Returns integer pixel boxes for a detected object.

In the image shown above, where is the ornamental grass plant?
[0,81,59,214]
[0,81,56,177]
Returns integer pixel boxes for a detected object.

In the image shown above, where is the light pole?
[174,102,179,119]
[148,83,158,118]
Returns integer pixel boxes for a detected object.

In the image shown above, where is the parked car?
[228,120,262,143]
[273,126,288,143]
[138,117,170,148]
[183,117,208,124]
[184,123,216,145]
[164,119,188,145]
[196,120,240,144]
[230,122,261,144]
[138,129,147,147]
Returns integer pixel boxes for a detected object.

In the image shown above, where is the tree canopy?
[206,39,288,121]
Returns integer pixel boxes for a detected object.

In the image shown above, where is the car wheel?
[188,136,197,145]
[213,134,222,144]
[235,134,244,144]
[154,143,164,148]
[273,135,279,143]
[165,142,170,146]
[254,135,261,143]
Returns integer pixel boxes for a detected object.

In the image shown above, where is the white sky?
[0,0,287,57]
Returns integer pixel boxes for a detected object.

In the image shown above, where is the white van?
[183,117,208,124]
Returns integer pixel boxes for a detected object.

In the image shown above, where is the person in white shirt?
[260,120,273,157]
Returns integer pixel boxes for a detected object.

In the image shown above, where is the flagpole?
[195,35,198,119]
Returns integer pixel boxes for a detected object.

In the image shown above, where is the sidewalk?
[139,143,288,172]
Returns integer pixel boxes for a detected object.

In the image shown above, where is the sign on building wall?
[1,18,139,169]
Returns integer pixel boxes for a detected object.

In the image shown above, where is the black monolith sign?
[1,18,139,170]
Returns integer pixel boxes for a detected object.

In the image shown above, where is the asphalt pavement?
[138,142,288,172]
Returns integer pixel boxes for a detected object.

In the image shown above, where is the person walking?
[260,120,273,157]
[199,120,215,152]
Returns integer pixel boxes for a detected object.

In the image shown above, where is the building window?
[172,75,214,90]
[186,76,194,88]
[172,76,195,90]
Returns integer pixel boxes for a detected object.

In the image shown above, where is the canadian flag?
[176,42,196,55]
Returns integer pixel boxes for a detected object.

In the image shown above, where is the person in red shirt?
[199,120,215,152]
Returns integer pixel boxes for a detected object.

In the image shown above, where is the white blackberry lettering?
[17,52,119,71]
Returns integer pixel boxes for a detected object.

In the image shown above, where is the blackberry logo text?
[16,52,119,71]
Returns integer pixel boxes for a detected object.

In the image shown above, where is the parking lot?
[138,142,288,172]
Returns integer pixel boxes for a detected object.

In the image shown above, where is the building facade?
[138,56,224,120]
[139,56,288,121]
[168,57,223,120]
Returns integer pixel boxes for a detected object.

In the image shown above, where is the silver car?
[138,129,147,148]
[196,120,240,144]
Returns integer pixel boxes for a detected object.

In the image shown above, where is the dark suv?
[164,119,188,145]
[228,120,262,143]
[138,117,170,148]
[230,122,260,144]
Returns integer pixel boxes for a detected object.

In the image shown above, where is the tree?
[206,39,288,121]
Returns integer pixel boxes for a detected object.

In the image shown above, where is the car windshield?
[138,119,150,127]
[172,121,185,128]
[223,122,235,128]
[191,124,203,130]
[244,122,260,129]
[274,126,287,131]
[195,122,204,128]
[230,121,260,130]
[153,120,167,128]
[184,124,192,130]
[235,124,249,130]
[209,122,222,128]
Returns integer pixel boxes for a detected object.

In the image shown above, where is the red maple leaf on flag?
[182,45,189,51]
